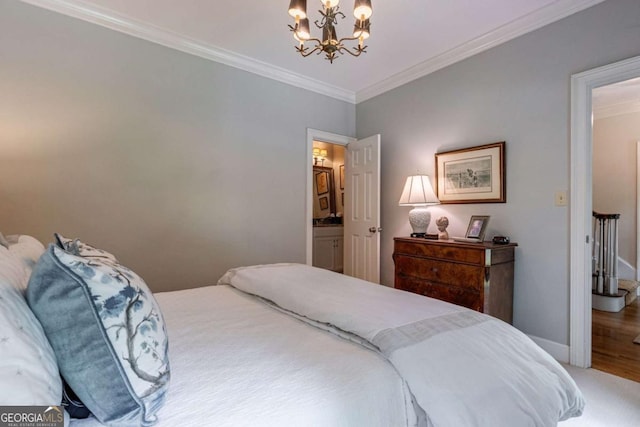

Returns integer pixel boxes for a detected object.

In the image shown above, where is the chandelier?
[287,0,373,63]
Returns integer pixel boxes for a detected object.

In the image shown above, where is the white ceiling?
[23,0,605,103]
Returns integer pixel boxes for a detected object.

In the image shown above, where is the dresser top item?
[393,237,518,249]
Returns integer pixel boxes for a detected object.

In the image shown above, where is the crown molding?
[21,0,604,105]
[19,0,356,103]
[355,0,607,103]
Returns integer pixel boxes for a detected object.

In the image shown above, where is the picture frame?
[435,142,505,203]
[339,164,345,190]
[465,215,490,240]
[319,196,329,210]
[316,171,329,195]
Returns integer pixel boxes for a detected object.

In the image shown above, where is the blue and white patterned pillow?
[54,233,118,262]
[27,244,170,426]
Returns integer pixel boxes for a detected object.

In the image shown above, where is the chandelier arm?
[303,37,324,45]
[338,45,367,57]
[296,44,323,58]
[337,35,361,44]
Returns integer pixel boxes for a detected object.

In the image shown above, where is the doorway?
[311,141,346,273]
[570,55,640,369]
[590,78,640,381]
[305,129,355,266]
[305,130,382,283]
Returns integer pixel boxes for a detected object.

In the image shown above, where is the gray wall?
[0,1,355,292]
[593,112,639,271]
[357,0,640,345]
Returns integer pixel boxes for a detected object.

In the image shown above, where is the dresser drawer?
[396,277,483,312]
[394,240,486,265]
[394,255,484,292]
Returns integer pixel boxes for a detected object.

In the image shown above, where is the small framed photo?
[465,215,490,240]
[339,165,345,190]
[319,196,329,210]
[435,142,505,203]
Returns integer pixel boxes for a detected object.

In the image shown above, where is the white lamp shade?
[398,175,440,206]
[353,0,372,20]
[295,18,311,40]
[353,19,370,39]
[289,0,307,19]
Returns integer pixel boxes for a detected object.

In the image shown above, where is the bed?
[1,234,585,427]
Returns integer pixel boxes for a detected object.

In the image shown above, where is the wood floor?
[592,297,640,382]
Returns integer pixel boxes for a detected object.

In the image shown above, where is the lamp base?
[408,207,431,235]
[411,233,439,239]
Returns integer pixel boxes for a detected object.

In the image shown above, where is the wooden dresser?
[393,237,517,324]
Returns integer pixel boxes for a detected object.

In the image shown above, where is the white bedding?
[70,285,417,427]
[218,264,585,427]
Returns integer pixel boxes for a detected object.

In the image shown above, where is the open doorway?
[305,130,382,283]
[305,129,354,268]
[569,55,640,372]
[590,78,640,382]
[311,141,346,273]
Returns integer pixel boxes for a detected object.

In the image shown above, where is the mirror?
[313,166,340,223]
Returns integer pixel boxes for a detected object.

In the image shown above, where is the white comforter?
[71,284,416,427]
[218,263,585,427]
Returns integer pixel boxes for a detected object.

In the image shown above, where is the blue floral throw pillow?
[27,245,170,426]
[54,233,118,262]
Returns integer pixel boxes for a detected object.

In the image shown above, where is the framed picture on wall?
[339,165,345,190]
[435,142,505,203]
[316,171,329,195]
[319,196,329,210]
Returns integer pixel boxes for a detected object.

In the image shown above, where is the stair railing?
[592,211,620,296]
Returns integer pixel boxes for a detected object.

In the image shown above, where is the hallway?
[592,298,640,383]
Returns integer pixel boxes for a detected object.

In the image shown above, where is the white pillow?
[0,239,62,406]
[5,234,47,282]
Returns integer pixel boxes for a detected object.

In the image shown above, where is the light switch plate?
[555,191,568,206]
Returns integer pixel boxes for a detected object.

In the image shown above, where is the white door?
[344,134,381,283]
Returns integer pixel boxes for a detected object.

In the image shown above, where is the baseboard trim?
[528,334,570,363]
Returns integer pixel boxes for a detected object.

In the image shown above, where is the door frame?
[570,55,640,368]
[306,129,356,265]
[637,141,640,282]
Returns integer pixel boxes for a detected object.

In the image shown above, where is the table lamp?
[398,175,440,237]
